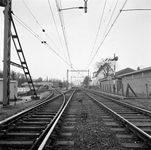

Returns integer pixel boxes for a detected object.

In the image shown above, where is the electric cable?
[22,0,44,30]
[86,0,108,69]
[45,43,72,68]
[101,0,119,44]
[87,0,128,69]
[22,0,68,62]
[48,0,68,61]
[86,0,116,69]
[55,0,72,68]
[12,13,42,42]
[12,13,73,68]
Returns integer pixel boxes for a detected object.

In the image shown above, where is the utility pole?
[109,53,118,93]
[2,0,12,106]
[113,53,118,93]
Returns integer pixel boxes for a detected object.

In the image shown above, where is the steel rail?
[37,90,76,150]
[86,89,151,117]
[0,92,54,127]
[0,91,72,149]
[82,90,151,146]
[30,91,68,149]
[0,90,72,127]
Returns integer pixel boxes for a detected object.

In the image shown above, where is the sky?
[0,0,151,83]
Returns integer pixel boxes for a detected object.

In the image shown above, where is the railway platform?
[93,89,126,100]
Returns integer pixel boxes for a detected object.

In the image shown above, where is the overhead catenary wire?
[58,0,72,67]
[55,0,72,68]
[86,0,116,69]
[85,0,108,69]
[101,0,119,44]
[87,0,119,69]
[12,13,72,68]
[45,43,72,67]
[22,0,68,62]
[12,13,43,42]
[47,0,68,61]
[22,0,44,30]
[87,0,128,69]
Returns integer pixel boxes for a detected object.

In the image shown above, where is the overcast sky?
[0,0,151,83]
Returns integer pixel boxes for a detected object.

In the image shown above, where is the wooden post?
[3,0,12,106]
[146,84,148,98]
[122,84,124,96]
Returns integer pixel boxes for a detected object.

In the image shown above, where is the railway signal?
[108,53,118,93]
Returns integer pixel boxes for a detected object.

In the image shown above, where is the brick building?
[118,67,151,97]
[100,68,135,94]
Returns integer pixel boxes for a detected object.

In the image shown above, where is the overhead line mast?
[1,0,39,106]
[1,0,12,106]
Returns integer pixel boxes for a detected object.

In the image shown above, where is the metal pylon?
[11,17,38,98]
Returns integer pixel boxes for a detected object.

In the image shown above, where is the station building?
[99,68,135,94]
[118,67,151,98]
[97,66,151,98]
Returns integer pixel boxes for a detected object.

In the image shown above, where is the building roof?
[118,66,151,77]
[99,67,135,82]
[111,67,135,77]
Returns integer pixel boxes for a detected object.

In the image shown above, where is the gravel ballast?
[0,91,50,122]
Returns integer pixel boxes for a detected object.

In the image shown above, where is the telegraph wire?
[87,0,128,68]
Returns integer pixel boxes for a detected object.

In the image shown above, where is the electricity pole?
[2,0,12,106]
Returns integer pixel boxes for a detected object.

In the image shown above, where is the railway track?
[36,89,123,149]
[83,89,151,149]
[1,88,151,149]
[0,90,74,150]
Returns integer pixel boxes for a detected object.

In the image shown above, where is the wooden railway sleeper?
[0,130,7,136]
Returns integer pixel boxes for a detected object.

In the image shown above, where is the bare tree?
[95,58,114,77]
